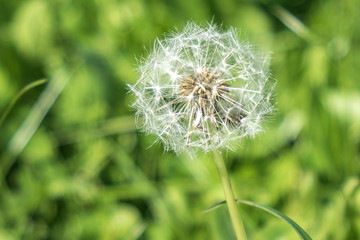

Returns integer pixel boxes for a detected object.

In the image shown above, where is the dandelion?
[127,23,312,240]
[129,22,276,240]
[129,22,275,153]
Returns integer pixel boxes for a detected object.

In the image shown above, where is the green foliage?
[0,0,359,239]
[205,199,312,239]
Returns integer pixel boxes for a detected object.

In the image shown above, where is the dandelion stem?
[213,150,247,240]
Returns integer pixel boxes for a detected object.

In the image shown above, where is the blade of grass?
[203,199,312,240]
[7,70,69,156]
[0,69,70,189]
[271,4,317,43]
[0,79,48,128]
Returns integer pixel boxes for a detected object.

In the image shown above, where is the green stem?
[213,150,247,240]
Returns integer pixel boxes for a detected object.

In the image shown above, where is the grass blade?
[0,79,48,128]
[204,199,312,240]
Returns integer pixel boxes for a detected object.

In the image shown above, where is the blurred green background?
[0,0,359,239]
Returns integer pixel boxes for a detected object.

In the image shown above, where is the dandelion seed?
[129,22,275,153]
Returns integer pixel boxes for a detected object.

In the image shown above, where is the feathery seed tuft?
[129,22,275,153]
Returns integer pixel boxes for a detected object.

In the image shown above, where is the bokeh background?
[0,0,359,239]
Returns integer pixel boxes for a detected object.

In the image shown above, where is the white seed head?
[129,22,275,153]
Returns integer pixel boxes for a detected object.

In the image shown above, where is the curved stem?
[213,150,247,240]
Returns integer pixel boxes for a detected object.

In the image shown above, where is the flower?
[129,22,275,153]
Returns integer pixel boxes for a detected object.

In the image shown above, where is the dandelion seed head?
[129,22,275,153]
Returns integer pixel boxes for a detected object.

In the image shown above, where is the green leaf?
[0,79,48,127]
[203,199,312,240]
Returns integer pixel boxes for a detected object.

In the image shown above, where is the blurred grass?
[0,0,359,239]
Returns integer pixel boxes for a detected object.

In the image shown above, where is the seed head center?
[177,69,245,134]
[179,70,228,105]
[176,69,235,139]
